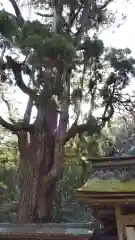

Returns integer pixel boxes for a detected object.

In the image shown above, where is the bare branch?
[6,56,38,102]
[68,5,82,32]
[1,93,16,124]
[64,123,90,143]
[75,2,89,46]
[99,0,113,9]
[52,0,64,33]
[0,115,34,133]
[0,116,19,132]
[35,12,53,18]
[65,115,101,143]
[9,0,24,23]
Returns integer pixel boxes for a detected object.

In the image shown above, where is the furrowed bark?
[17,64,70,223]
[48,67,70,178]
[17,100,58,222]
[24,98,33,124]
[17,131,56,223]
[16,97,33,192]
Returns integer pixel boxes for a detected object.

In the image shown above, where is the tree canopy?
[0,0,135,223]
[0,0,134,137]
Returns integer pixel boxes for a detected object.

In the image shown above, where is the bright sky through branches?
[0,0,135,119]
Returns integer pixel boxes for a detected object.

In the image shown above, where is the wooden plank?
[122,215,135,226]
[77,197,135,205]
[88,155,135,162]
[125,227,135,240]
[77,192,135,197]
[92,159,135,167]
[115,205,124,240]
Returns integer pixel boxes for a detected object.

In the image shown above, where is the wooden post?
[125,227,135,240]
[115,205,124,240]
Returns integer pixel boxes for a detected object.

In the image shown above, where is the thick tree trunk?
[17,104,60,223]
[17,128,56,223]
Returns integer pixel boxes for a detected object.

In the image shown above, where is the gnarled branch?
[65,116,101,143]
[75,1,89,46]
[9,0,24,23]
[0,116,19,132]
[0,115,34,133]
[35,12,53,18]
[99,0,113,9]
[64,123,90,143]
[68,5,82,32]
[6,56,38,103]
[1,93,16,124]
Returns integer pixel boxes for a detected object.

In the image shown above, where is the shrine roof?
[76,156,135,204]
[78,179,135,192]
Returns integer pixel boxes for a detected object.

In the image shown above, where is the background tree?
[0,127,18,223]
[106,116,135,156]
[0,0,135,223]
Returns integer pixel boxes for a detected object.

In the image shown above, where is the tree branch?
[99,0,113,9]
[35,12,53,18]
[75,2,89,46]
[65,116,101,143]
[64,123,90,143]
[68,5,82,32]
[6,56,38,102]
[0,115,34,133]
[52,0,63,33]
[24,98,33,125]
[1,93,16,124]
[9,0,24,23]
[0,116,19,132]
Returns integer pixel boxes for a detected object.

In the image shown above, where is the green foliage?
[0,11,18,39]
[54,160,91,222]
[16,20,75,63]
[0,129,18,223]
[84,39,104,58]
[54,127,113,222]
[16,20,51,55]
[50,35,75,61]
[21,20,50,39]
[105,48,135,75]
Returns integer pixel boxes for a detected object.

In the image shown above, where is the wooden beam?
[115,205,124,240]
[76,196,135,205]
[122,214,135,226]
[92,159,135,168]
[125,227,135,240]
[88,155,135,162]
